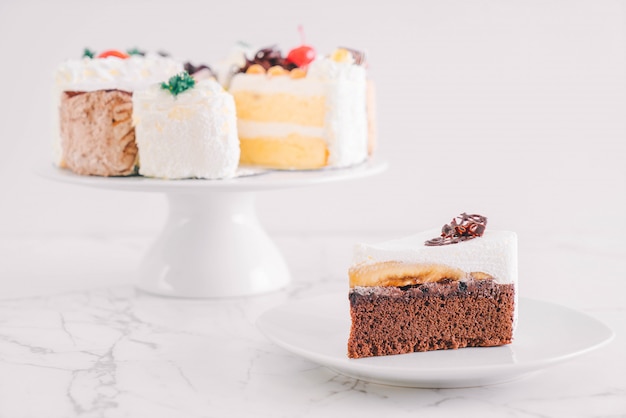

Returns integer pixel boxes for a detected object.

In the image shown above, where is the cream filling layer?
[237,120,324,139]
[349,261,495,288]
[352,230,518,285]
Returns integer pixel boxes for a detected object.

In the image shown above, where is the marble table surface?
[0,231,624,418]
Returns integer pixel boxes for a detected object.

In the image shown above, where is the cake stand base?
[38,159,387,299]
[138,191,290,298]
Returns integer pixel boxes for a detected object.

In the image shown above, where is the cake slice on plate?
[347,213,518,359]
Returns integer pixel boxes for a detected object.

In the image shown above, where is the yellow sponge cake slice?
[228,46,369,170]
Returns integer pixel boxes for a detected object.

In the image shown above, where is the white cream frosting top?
[55,53,183,92]
[352,230,518,284]
[215,42,256,87]
[307,55,366,80]
[132,77,230,109]
[228,56,366,95]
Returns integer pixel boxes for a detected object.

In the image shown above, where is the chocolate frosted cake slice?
[347,214,518,359]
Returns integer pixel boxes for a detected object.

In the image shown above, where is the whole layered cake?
[53,49,183,176]
[132,72,240,179]
[347,214,518,359]
[228,45,372,170]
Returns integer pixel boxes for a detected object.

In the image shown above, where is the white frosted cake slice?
[348,214,518,358]
[132,73,240,179]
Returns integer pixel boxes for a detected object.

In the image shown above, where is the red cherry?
[287,25,316,67]
[97,50,130,59]
[287,45,316,67]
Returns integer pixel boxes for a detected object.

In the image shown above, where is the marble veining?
[0,233,624,417]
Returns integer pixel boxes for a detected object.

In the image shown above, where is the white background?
[0,0,624,243]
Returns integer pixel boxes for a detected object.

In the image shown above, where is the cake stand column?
[137,190,290,298]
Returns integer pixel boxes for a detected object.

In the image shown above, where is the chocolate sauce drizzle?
[425,213,488,246]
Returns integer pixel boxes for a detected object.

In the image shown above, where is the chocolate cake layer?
[59,90,137,176]
[348,279,515,359]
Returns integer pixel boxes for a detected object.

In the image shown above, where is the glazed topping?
[330,48,354,64]
[238,43,365,75]
[267,65,289,76]
[239,46,297,73]
[245,64,265,74]
[289,67,307,79]
[161,71,196,96]
[425,213,488,246]
[243,63,307,78]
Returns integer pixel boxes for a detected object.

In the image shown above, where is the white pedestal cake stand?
[39,160,387,298]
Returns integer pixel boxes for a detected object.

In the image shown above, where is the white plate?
[256,293,614,388]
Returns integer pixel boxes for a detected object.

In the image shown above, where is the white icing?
[54,53,183,92]
[215,42,256,87]
[307,56,365,80]
[315,67,367,167]
[228,56,368,168]
[352,230,518,285]
[132,79,240,179]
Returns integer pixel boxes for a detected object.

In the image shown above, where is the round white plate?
[256,293,614,388]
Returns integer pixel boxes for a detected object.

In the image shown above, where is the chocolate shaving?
[238,46,297,73]
[425,213,488,246]
[184,62,216,79]
[339,46,367,66]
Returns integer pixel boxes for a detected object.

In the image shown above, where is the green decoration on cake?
[127,47,145,56]
[83,48,96,59]
[161,72,196,97]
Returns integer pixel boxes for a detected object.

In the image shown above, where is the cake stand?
[38,160,387,298]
